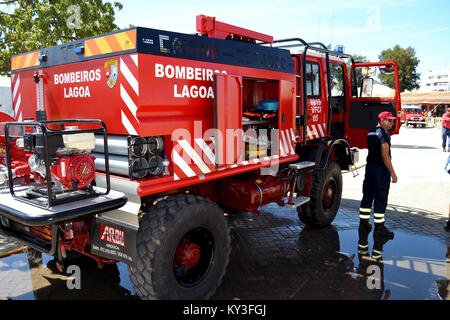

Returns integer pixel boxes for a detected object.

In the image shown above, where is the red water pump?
[51,154,96,190]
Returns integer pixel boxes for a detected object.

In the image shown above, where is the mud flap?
[90,215,138,264]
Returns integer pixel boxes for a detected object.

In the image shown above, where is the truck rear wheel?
[297,160,342,227]
[129,194,231,300]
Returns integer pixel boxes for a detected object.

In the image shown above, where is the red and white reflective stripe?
[279,128,296,156]
[120,57,138,96]
[194,138,215,164]
[173,151,287,182]
[172,129,297,181]
[173,138,216,181]
[285,128,296,154]
[120,54,139,135]
[307,123,326,139]
[11,74,22,121]
[172,148,197,180]
[177,139,212,174]
[121,110,137,135]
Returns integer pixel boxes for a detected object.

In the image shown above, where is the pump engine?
[0,121,99,203]
[23,131,96,191]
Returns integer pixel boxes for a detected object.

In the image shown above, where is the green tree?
[0,0,123,75]
[378,45,420,92]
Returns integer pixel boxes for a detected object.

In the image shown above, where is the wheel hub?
[323,180,336,209]
[174,238,201,269]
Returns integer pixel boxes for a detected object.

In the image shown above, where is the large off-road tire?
[297,160,342,227]
[128,194,231,300]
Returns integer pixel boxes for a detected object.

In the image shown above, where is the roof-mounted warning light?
[335,45,345,54]
[196,15,273,43]
[75,46,85,55]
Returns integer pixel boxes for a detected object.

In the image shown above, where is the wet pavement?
[0,126,449,300]
[0,201,448,300]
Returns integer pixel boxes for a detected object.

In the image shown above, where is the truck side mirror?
[360,77,373,98]
[379,65,395,74]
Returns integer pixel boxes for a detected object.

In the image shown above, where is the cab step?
[288,161,315,170]
[284,195,310,208]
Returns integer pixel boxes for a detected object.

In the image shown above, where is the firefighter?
[442,107,450,152]
[445,155,450,231]
[359,111,397,239]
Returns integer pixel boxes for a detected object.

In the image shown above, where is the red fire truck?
[400,105,426,128]
[0,15,401,299]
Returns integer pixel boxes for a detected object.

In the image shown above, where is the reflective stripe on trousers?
[359,207,371,220]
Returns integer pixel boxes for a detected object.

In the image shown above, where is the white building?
[420,66,450,92]
[0,76,13,117]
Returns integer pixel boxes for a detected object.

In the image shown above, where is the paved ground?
[0,125,449,300]
[343,126,450,217]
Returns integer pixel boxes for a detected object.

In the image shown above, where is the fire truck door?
[346,62,401,148]
[214,74,243,168]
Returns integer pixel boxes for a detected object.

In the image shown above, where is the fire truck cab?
[0,15,401,300]
[401,105,426,128]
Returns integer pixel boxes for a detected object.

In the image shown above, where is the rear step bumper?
[0,224,59,255]
[0,186,127,256]
[0,187,127,227]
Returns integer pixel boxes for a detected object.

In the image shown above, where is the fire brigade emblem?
[104,59,119,88]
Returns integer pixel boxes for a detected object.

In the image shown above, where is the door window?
[306,62,321,97]
[330,63,345,97]
[352,65,396,98]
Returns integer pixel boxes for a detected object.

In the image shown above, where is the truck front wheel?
[129,194,231,300]
[297,161,342,227]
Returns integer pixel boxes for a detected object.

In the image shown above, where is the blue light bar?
[75,47,84,54]
[335,45,345,54]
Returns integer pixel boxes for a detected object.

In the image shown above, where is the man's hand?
[391,173,398,183]
[381,143,397,183]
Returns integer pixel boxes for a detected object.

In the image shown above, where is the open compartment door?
[214,74,243,168]
[346,61,401,149]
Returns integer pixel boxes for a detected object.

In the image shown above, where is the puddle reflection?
[0,251,136,300]
[0,213,448,300]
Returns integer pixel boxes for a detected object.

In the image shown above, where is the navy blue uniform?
[359,126,392,224]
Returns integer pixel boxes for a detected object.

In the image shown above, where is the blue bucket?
[255,99,279,112]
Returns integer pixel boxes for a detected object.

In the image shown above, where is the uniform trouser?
[359,164,391,224]
[442,127,450,150]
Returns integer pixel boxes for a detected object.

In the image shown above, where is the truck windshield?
[405,108,421,113]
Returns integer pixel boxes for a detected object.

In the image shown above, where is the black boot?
[374,223,394,239]
[444,220,450,232]
[372,231,393,260]
[359,220,372,234]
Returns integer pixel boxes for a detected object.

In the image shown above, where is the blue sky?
[0,0,447,87]
[114,0,450,78]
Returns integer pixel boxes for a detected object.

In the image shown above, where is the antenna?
[317,17,321,40]
[330,13,334,47]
